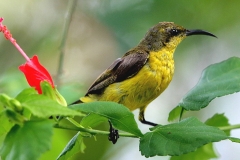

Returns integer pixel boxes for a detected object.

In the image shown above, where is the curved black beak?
[186,29,217,38]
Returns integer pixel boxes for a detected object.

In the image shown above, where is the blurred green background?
[0,0,240,160]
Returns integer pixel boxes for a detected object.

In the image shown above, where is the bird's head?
[139,22,216,51]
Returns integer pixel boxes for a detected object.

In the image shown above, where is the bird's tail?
[70,99,83,105]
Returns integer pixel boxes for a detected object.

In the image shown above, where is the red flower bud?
[19,55,54,94]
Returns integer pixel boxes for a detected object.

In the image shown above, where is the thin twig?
[54,121,139,138]
[219,124,240,131]
[56,0,77,85]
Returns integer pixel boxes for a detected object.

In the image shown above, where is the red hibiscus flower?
[19,56,54,94]
[0,17,54,94]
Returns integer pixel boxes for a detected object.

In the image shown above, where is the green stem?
[219,124,240,131]
[66,117,84,128]
[54,118,139,138]
[55,118,240,138]
[56,0,77,85]
[179,107,184,122]
[54,123,138,138]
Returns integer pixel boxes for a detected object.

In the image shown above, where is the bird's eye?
[170,29,179,36]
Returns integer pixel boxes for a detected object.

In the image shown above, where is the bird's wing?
[86,50,149,95]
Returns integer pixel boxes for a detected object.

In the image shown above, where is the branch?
[219,124,240,131]
[54,118,139,138]
[56,0,77,85]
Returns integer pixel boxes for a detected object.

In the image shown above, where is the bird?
[73,22,216,127]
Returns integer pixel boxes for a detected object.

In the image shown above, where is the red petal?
[19,55,54,94]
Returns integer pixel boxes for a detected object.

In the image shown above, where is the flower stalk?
[0,18,30,62]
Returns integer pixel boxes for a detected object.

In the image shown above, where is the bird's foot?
[108,120,119,144]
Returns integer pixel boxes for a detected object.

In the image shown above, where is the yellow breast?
[80,48,175,111]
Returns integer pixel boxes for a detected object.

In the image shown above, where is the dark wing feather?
[86,50,149,95]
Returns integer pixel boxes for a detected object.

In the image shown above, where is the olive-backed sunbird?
[73,22,216,126]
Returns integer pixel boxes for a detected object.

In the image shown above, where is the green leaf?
[205,113,230,136]
[169,114,229,160]
[5,109,25,124]
[0,120,53,160]
[168,106,184,122]
[0,98,4,112]
[178,57,240,111]
[0,111,14,138]
[57,132,86,160]
[15,88,37,102]
[41,81,67,106]
[170,143,217,160]
[69,101,143,137]
[139,117,227,157]
[20,94,83,118]
[168,57,240,120]
[228,137,240,143]
[0,94,12,108]
[80,113,106,128]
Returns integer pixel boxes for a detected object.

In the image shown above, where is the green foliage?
[69,102,143,137]
[0,87,85,160]
[170,113,231,159]
[80,113,106,128]
[17,88,84,118]
[139,117,227,157]
[0,111,14,138]
[169,57,240,121]
[205,113,231,136]
[1,1,240,159]
[170,143,217,160]
[0,120,53,160]
[229,137,240,143]
[1,57,240,159]
[57,132,86,160]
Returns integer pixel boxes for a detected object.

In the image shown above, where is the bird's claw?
[108,120,119,144]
